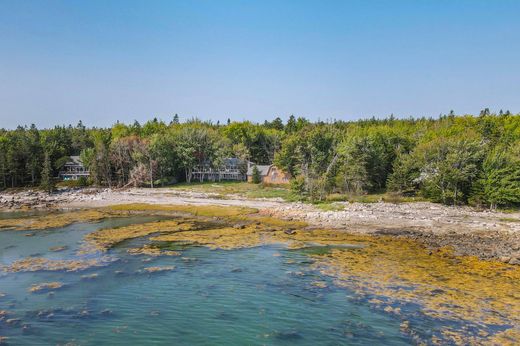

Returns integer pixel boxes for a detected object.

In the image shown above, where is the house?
[191,158,246,182]
[246,163,291,184]
[59,156,90,181]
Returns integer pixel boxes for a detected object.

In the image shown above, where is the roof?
[223,158,241,166]
[247,164,272,176]
[66,156,83,165]
[194,157,243,167]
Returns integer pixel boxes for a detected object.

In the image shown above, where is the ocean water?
[0,216,436,345]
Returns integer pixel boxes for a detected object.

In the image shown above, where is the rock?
[400,320,410,333]
[28,282,63,293]
[5,318,21,326]
[499,256,511,263]
[49,246,68,252]
[509,257,520,265]
[311,281,327,288]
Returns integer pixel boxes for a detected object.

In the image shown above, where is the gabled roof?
[246,164,272,176]
[65,156,83,165]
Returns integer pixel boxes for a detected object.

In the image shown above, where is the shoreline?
[1,187,519,264]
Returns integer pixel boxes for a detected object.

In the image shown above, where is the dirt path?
[1,187,519,263]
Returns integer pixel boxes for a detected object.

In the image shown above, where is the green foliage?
[251,165,262,184]
[2,112,520,209]
[40,152,54,193]
[471,144,520,208]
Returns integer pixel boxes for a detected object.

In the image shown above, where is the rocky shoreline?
[1,188,519,264]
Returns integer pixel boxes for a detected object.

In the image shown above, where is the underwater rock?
[35,310,55,320]
[22,324,32,335]
[274,330,303,340]
[141,266,175,273]
[28,282,64,293]
[383,306,401,315]
[101,309,113,316]
[80,273,99,280]
[311,281,327,288]
[0,310,8,322]
[49,246,68,252]
[0,336,8,345]
[230,268,243,273]
[181,257,198,263]
[400,320,410,333]
[127,245,180,257]
[74,310,91,319]
[5,318,21,327]
[4,256,115,273]
[215,312,238,321]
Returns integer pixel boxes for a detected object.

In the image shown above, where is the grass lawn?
[167,181,429,205]
[168,181,298,201]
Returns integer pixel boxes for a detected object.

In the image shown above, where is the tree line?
[1,112,519,208]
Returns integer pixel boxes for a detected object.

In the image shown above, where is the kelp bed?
[1,203,519,345]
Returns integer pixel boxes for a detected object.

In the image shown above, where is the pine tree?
[286,115,297,133]
[173,114,179,124]
[252,165,262,184]
[40,152,54,193]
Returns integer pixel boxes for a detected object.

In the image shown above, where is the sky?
[0,0,519,129]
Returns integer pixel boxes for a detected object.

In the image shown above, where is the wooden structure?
[247,163,291,184]
[59,156,90,181]
[191,158,246,182]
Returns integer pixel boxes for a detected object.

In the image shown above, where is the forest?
[1,111,519,209]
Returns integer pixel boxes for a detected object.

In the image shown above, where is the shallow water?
[0,214,516,345]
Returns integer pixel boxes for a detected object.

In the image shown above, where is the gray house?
[59,156,90,181]
[191,158,246,182]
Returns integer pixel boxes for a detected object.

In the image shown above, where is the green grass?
[168,181,297,201]
[325,192,427,204]
[315,203,345,212]
[167,181,432,205]
[499,217,520,223]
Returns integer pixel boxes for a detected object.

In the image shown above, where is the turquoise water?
[1,217,418,345]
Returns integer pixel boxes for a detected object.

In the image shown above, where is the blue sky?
[0,0,519,128]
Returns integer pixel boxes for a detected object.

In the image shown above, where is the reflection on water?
[0,214,517,345]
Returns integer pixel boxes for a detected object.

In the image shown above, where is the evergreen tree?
[286,115,297,133]
[40,152,54,193]
[473,145,520,209]
[251,165,262,184]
